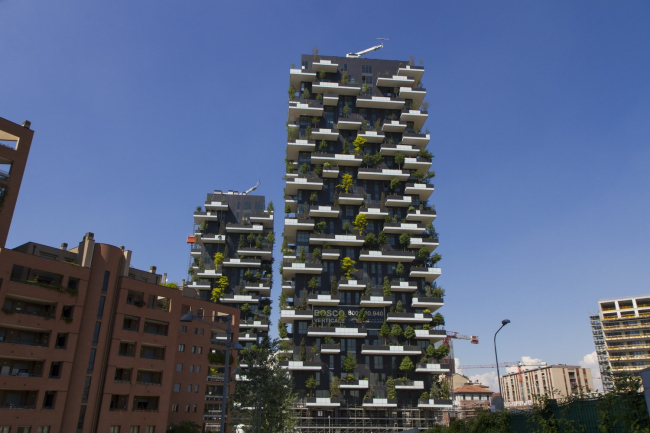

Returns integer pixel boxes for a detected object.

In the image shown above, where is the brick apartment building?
[0,117,240,433]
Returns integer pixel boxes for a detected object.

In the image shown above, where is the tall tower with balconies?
[188,190,275,346]
[280,53,451,431]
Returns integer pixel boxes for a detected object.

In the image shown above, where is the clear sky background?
[2,0,649,392]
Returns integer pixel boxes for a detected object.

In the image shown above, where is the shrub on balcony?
[288,84,296,100]
[313,247,321,260]
[343,353,357,373]
[386,377,396,399]
[399,233,411,251]
[353,135,367,155]
[382,276,392,297]
[308,276,319,293]
[432,312,445,328]
[337,173,353,194]
[390,177,401,191]
[210,276,228,302]
[340,257,357,280]
[300,338,307,362]
[336,309,347,327]
[306,375,317,397]
[404,326,415,345]
[395,262,405,277]
[330,376,341,398]
[341,71,349,84]
[395,152,405,169]
[399,356,415,379]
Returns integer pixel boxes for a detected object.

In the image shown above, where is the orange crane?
[442,332,479,374]
[458,362,547,402]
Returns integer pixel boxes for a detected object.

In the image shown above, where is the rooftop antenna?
[346,38,388,58]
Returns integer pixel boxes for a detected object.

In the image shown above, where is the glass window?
[129,427,140,433]
[196,366,201,374]
[97,296,105,319]
[145,428,155,433]
[17,428,32,433]
[102,271,110,293]
[109,427,120,433]
[189,365,194,373]
[178,344,185,352]
[173,384,180,392]
[187,385,192,393]
[176,363,182,372]
[77,406,86,433]
[194,385,199,393]
[92,322,101,346]
[82,377,91,402]
[37,428,51,433]
[181,326,187,334]
[171,404,178,412]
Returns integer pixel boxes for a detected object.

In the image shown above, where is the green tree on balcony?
[353,213,368,236]
[210,276,228,302]
[382,276,392,297]
[337,173,353,194]
[399,233,411,251]
[330,376,341,399]
[380,322,391,345]
[340,257,357,280]
[404,325,415,345]
[395,152,405,170]
[353,135,367,155]
[343,353,357,373]
[399,356,415,379]
[306,375,317,397]
[213,252,224,269]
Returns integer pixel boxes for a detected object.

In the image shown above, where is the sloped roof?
[453,384,494,394]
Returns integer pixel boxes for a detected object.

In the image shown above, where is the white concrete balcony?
[310,153,363,166]
[357,168,410,181]
[311,128,339,141]
[408,237,439,253]
[416,363,450,373]
[406,209,436,224]
[387,313,432,324]
[284,218,315,237]
[309,205,340,218]
[356,95,405,110]
[188,281,211,290]
[197,269,222,279]
[360,296,392,307]
[385,195,412,207]
[356,130,385,143]
[286,139,316,160]
[338,192,365,205]
[359,207,388,219]
[280,309,313,323]
[289,68,316,89]
[359,250,416,263]
[284,177,323,195]
[401,133,430,148]
[399,87,426,107]
[361,344,422,355]
[400,110,428,130]
[323,94,339,106]
[193,212,220,224]
[307,294,341,306]
[220,294,259,304]
[383,222,426,235]
[404,157,432,171]
[237,248,273,259]
[310,234,364,247]
[249,212,273,228]
[376,74,415,87]
[321,249,340,260]
[205,201,229,211]
[320,344,341,354]
[338,279,366,291]
[382,120,407,132]
[340,379,369,389]
[240,320,269,331]
[308,327,368,338]
[363,398,397,408]
[288,101,324,122]
[411,297,444,311]
[311,81,360,95]
[404,183,434,200]
[196,234,226,244]
[336,116,363,130]
[280,361,322,371]
[223,258,261,268]
[322,167,340,178]
[225,224,264,234]
[395,380,424,390]
[282,261,323,277]
[239,333,258,342]
[312,59,339,72]
[380,143,419,157]
[391,281,417,292]
[284,196,297,213]
[397,65,424,80]
[409,267,442,282]
[418,399,453,409]
[306,397,341,407]
[281,280,295,295]
[190,246,203,257]
[414,329,446,342]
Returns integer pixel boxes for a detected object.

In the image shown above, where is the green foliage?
[353,135,367,155]
[305,375,317,396]
[330,276,338,296]
[265,232,275,246]
[313,247,321,260]
[394,152,405,169]
[213,252,224,268]
[395,300,404,313]
[426,344,436,359]
[313,164,323,177]
[353,213,368,235]
[390,177,401,191]
[382,276,392,297]
[240,303,251,318]
[311,116,321,128]
[404,325,415,344]
[340,256,357,280]
[288,84,296,100]
[300,338,307,361]
[431,252,442,265]
[378,231,387,247]
[413,169,426,182]
[336,309,347,327]
[399,356,415,377]
[386,377,396,399]
[308,276,319,291]
[318,139,327,151]
[380,322,391,344]
[390,324,403,338]
[342,221,351,234]
[417,246,430,261]
[363,233,378,249]
[343,353,357,372]
[342,104,351,118]
[284,203,292,215]
[432,312,445,328]
[418,148,433,160]
[357,308,367,323]
[395,262,404,276]
[210,276,228,302]
[232,338,297,433]
[337,173,353,194]
[267,201,274,212]
[399,232,411,250]
[300,163,309,174]
[341,70,349,84]
[330,376,341,398]
[278,322,288,339]
[364,282,372,296]
[299,247,306,263]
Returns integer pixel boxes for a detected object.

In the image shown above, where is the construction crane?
[242,181,261,195]
[442,332,479,375]
[346,38,389,58]
[458,361,547,402]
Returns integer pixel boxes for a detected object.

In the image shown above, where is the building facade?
[452,382,495,419]
[188,189,274,346]
[280,53,450,432]
[0,117,34,249]
[0,233,240,433]
[597,295,650,384]
[500,365,594,406]
[590,314,613,392]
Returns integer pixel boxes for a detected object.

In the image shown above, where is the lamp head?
[502,319,511,326]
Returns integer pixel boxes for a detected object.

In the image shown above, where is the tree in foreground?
[167,421,202,433]
[231,338,296,433]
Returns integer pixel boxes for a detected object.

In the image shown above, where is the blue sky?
[2,1,649,391]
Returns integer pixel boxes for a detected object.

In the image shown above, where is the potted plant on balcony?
[343,353,357,374]
[353,213,368,236]
[330,377,341,398]
[404,326,415,345]
[306,375,317,397]
[399,356,415,379]
[382,276,391,297]
[399,233,411,251]
[390,324,402,344]
[395,152,405,170]
[386,377,396,399]
[380,322,391,345]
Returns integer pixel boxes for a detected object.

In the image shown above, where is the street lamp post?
[493,319,511,411]
[181,311,243,433]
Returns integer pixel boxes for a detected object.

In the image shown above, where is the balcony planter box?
[307,294,341,306]
[306,397,341,407]
[395,380,424,389]
[418,398,453,408]
[416,362,450,373]
[279,360,323,371]
[386,312,432,323]
[360,296,392,307]
[362,398,397,407]
[361,344,422,355]
[340,379,369,389]
[320,344,341,354]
